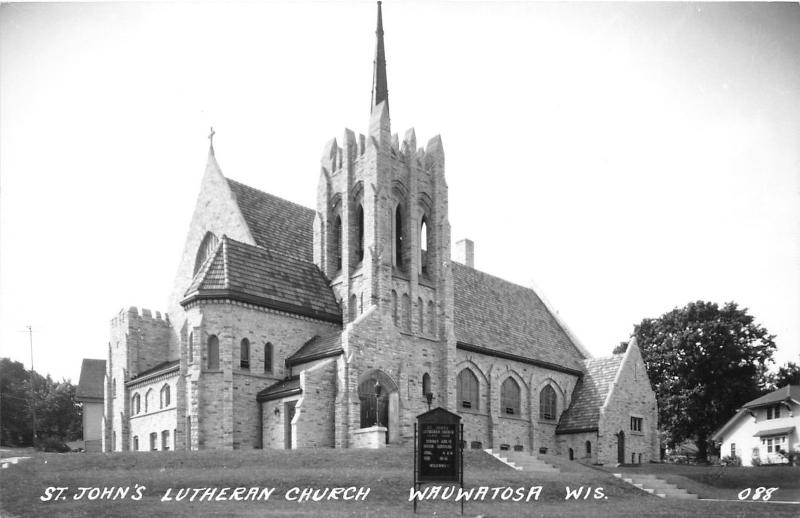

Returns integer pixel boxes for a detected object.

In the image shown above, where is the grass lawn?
[1,447,799,517]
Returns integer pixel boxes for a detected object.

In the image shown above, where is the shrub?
[37,436,70,453]
[751,456,762,467]
[720,455,742,467]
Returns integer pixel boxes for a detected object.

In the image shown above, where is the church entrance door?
[357,370,399,444]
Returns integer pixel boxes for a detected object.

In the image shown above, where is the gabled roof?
[227,179,315,262]
[712,385,800,441]
[743,385,800,408]
[556,355,624,434]
[452,262,586,371]
[183,236,341,324]
[76,359,106,401]
[257,376,301,402]
[128,360,180,385]
[286,333,343,366]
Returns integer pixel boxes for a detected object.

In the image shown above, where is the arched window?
[422,373,431,396]
[427,300,435,336]
[131,393,140,415]
[349,294,358,322]
[240,338,250,369]
[354,204,364,263]
[160,384,170,408]
[457,369,479,410]
[207,335,219,370]
[391,291,398,326]
[188,332,193,363]
[540,385,557,420]
[586,441,592,456]
[401,294,411,331]
[194,232,218,274]
[417,297,424,334]
[501,377,521,415]
[264,342,273,373]
[333,215,342,271]
[145,389,152,413]
[419,216,429,276]
[394,204,404,269]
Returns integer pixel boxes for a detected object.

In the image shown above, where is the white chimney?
[455,239,474,268]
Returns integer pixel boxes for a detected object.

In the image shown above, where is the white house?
[712,385,800,466]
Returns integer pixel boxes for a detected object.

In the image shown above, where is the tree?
[633,301,776,462]
[768,362,800,389]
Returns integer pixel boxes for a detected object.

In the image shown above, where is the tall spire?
[370,1,389,117]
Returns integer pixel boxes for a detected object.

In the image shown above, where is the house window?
[133,436,139,451]
[766,438,774,453]
[501,377,521,416]
[354,204,364,263]
[539,385,557,420]
[207,335,219,370]
[402,294,411,332]
[394,204,404,270]
[419,216,428,276]
[630,416,643,432]
[333,215,342,271]
[417,297,424,334]
[731,443,736,457]
[160,384,170,408]
[422,373,431,397]
[457,369,479,410]
[264,342,273,373]
[427,300,435,336]
[391,291,398,326]
[150,432,157,451]
[240,338,250,370]
[162,430,170,451]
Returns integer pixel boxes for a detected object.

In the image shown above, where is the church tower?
[313,1,452,339]
[313,3,457,444]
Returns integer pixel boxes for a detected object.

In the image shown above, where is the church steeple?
[370,1,389,117]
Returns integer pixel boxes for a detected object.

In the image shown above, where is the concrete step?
[613,473,699,500]
[485,449,560,474]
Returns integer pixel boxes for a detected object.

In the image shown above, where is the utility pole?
[28,325,37,446]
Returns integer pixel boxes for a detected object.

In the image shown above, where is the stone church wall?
[293,358,337,448]
[556,431,599,464]
[597,344,658,464]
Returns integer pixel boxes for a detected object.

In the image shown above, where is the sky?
[1,1,798,383]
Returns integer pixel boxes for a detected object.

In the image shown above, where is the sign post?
[413,407,464,515]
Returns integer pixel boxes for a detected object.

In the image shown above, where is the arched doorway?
[357,369,400,444]
[617,431,625,464]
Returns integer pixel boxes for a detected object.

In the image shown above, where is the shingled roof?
[257,376,301,402]
[183,236,341,324]
[286,333,343,366]
[76,359,106,401]
[452,262,586,372]
[742,385,800,408]
[556,355,624,434]
[227,179,315,262]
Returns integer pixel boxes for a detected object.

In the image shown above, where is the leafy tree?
[0,358,81,446]
[768,362,800,389]
[633,301,776,462]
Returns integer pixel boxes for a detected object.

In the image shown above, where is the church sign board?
[413,407,464,513]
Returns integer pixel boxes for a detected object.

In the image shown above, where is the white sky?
[1,1,798,383]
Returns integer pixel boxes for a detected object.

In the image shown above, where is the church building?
[103,3,658,465]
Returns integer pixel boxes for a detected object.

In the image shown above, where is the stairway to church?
[613,473,699,499]
[484,449,560,473]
